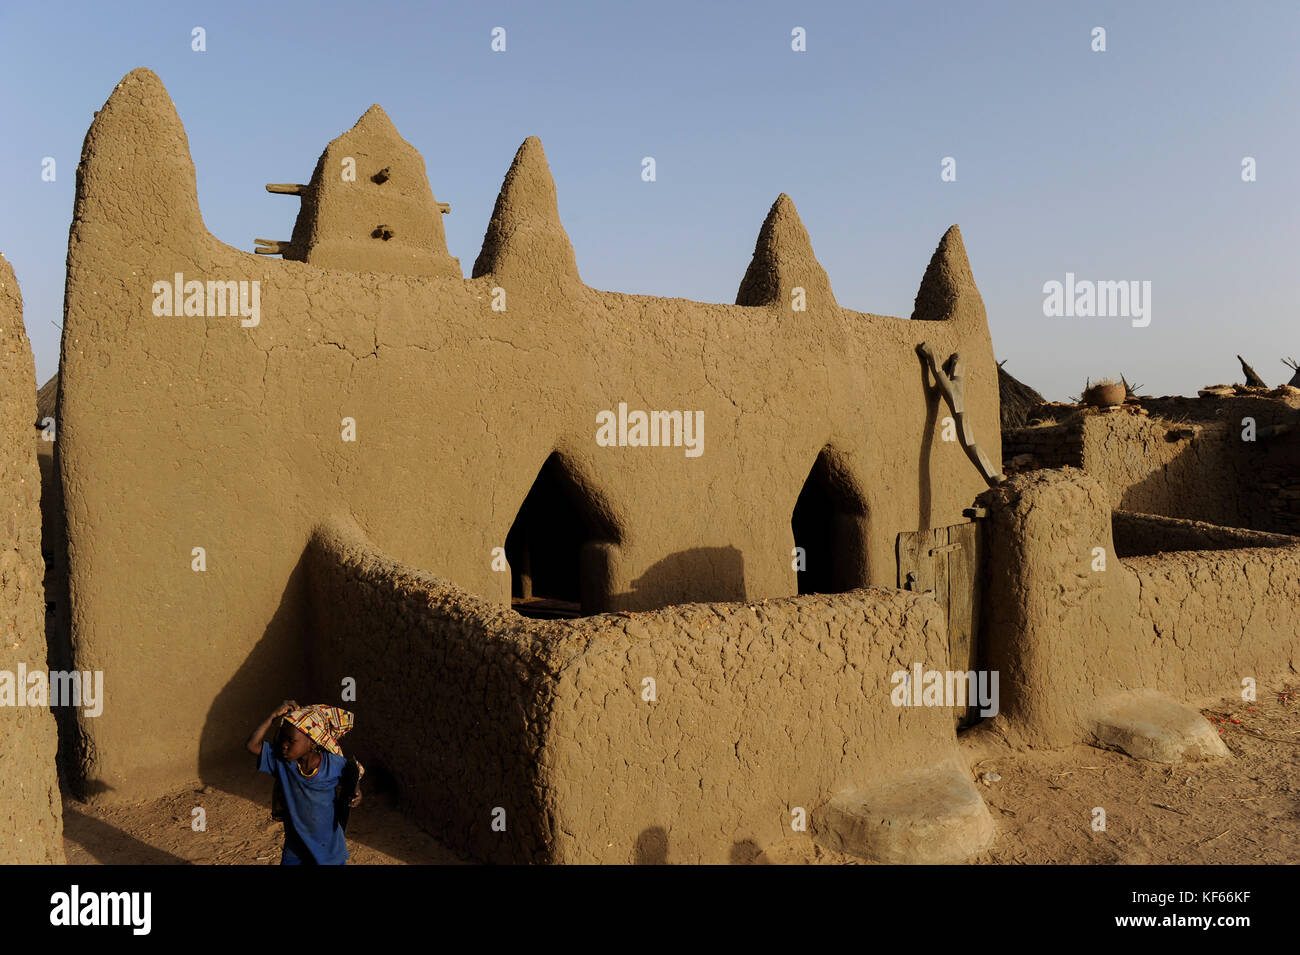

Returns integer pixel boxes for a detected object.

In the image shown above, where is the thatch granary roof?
[36,372,58,425]
[998,361,1045,430]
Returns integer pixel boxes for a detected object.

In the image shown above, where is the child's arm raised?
[245,700,298,756]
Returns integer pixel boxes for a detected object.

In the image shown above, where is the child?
[245,700,364,865]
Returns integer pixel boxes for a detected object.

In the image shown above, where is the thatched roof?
[998,362,1046,430]
[36,373,58,424]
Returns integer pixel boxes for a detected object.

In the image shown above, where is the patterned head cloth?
[282,704,354,756]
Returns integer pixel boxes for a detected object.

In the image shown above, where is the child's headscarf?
[283,704,354,756]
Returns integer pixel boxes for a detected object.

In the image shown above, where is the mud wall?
[1004,402,1300,537]
[543,575,957,864]
[59,69,1000,798]
[979,469,1145,746]
[1253,427,1300,536]
[1002,420,1083,471]
[1079,413,1240,524]
[980,468,1300,748]
[1128,545,1300,698]
[305,518,561,863]
[1088,403,1300,533]
[1112,509,1295,558]
[0,256,65,863]
[306,517,958,864]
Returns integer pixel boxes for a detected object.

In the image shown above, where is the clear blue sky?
[2,0,1297,397]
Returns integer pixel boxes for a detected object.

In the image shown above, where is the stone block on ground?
[1092,691,1230,763]
[814,763,994,864]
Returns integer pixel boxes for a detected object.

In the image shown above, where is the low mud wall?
[1003,402,1300,536]
[1128,545,1300,697]
[542,585,956,864]
[305,519,564,864]
[306,517,958,864]
[1002,421,1084,471]
[1091,406,1300,535]
[981,468,1300,748]
[1080,413,1241,524]
[1112,509,1296,558]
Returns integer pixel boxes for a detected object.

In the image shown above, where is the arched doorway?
[505,452,620,619]
[791,447,870,594]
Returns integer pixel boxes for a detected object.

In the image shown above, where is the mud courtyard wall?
[1112,509,1295,558]
[1128,544,1300,698]
[58,69,1000,798]
[1242,416,1300,536]
[543,584,957,864]
[1079,413,1242,525]
[1008,401,1300,535]
[979,469,1145,746]
[981,468,1300,748]
[1002,421,1084,471]
[0,256,65,863]
[305,518,562,864]
[306,517,958,864]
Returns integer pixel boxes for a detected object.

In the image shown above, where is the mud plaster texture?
[281,105,461,279]
[57,69,998,801]
[1005,397,1300,534]
[305,517,960,864]
[0,257,65,863]
[979,468,1300,749]
[1112,509,1296,558]
[1002,420,1083,472]
[34,374,79,790]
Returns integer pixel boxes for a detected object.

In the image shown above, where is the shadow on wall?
[1111,509,1298,559]
[333,764,469,865]
[614,546,746,608]
[39,444,85,794]
[1118,432,1242,527]
[917,357,939,533]
[1119,424,1300,535]
[197,549,311,791]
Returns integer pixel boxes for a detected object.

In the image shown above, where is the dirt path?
[63,767,465,865]
[765,682,1300,864]
[64,684,1300,865]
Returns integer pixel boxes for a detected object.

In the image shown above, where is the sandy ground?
[62,762,467,865]
[64,682,1300,865]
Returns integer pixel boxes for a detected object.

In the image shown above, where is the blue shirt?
[257,741,349,865]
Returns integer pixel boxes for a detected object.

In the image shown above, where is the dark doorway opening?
[505,453,619,619]
[792,448,869,594]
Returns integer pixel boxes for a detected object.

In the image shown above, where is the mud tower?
[256,104,460,278]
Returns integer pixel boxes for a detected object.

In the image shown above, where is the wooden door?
[896,519,984,727]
